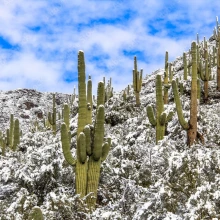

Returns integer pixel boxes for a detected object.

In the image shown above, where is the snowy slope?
[0,37,220,220]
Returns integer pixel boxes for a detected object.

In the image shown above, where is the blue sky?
[0,0,219,94]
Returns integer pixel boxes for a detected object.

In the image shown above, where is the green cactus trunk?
[172,42,200,146]
[147,75,173,144]
[0,135,6,156]
[156,75,165,142]
[76,51,88,198]
[48,94,56,134]
[9,114,14,148]
[164,51,169,104]
[13,119,20,151]
[183,52,187,80]
[217,37,220,91]
[133,56,143,106]
[86,158,101,210]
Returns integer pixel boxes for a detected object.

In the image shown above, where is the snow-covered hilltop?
[0,37,220,219]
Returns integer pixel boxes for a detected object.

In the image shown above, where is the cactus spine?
[172,41,202,146]
[133,56,143,106]
[61,51,110,211]
[147,75,173,144]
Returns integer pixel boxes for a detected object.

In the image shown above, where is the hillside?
[0,37,220,219]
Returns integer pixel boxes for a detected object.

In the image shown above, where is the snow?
[0,36,220,219]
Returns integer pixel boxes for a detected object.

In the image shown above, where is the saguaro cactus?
[9,114,14,148]
[0,133,6,156]
[217,32,220,91]
[172,41,203,146]
[48,94,56,134]
[163,51,170,104]
[183,52,188,80]
[13,119,20,151]
[105,77,113,103]
[147,75,173,144]
[133,56,143,106]
[61,51,111,211]
[199,53,213,103]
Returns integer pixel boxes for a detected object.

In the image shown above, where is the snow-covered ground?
[0,37,220,219]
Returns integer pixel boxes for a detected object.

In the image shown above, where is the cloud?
[0,0,219,94]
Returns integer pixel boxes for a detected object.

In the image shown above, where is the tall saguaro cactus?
[61,51,111,211]
[133,56,143,106]
[199,53,213,103]
[13,119,20,151]
[217,32,220,91]
[147,75,173,144]
[213,19,220,91]
[183,52,188,80]
[105,77,113,103]
[172,42,203,146]
[9,114,14,147]
[48,94,56,134]
[163,51,170,104]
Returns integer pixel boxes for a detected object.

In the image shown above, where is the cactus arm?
[97,82,105,108]
[78,132,87,164]
[172,80,189,130]
[159,113,167,126]
[147,106,156,126]
[93,105,105,161]
[166,111,174,122]
[61,123,76,166]
[101,142,110,162]
[63,104,70,131]
[169,63,173,81]
[87,76,93,124]
[83,125,92,156]
[138,69,143,92]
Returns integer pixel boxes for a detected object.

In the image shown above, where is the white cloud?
[0,0,219,94]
